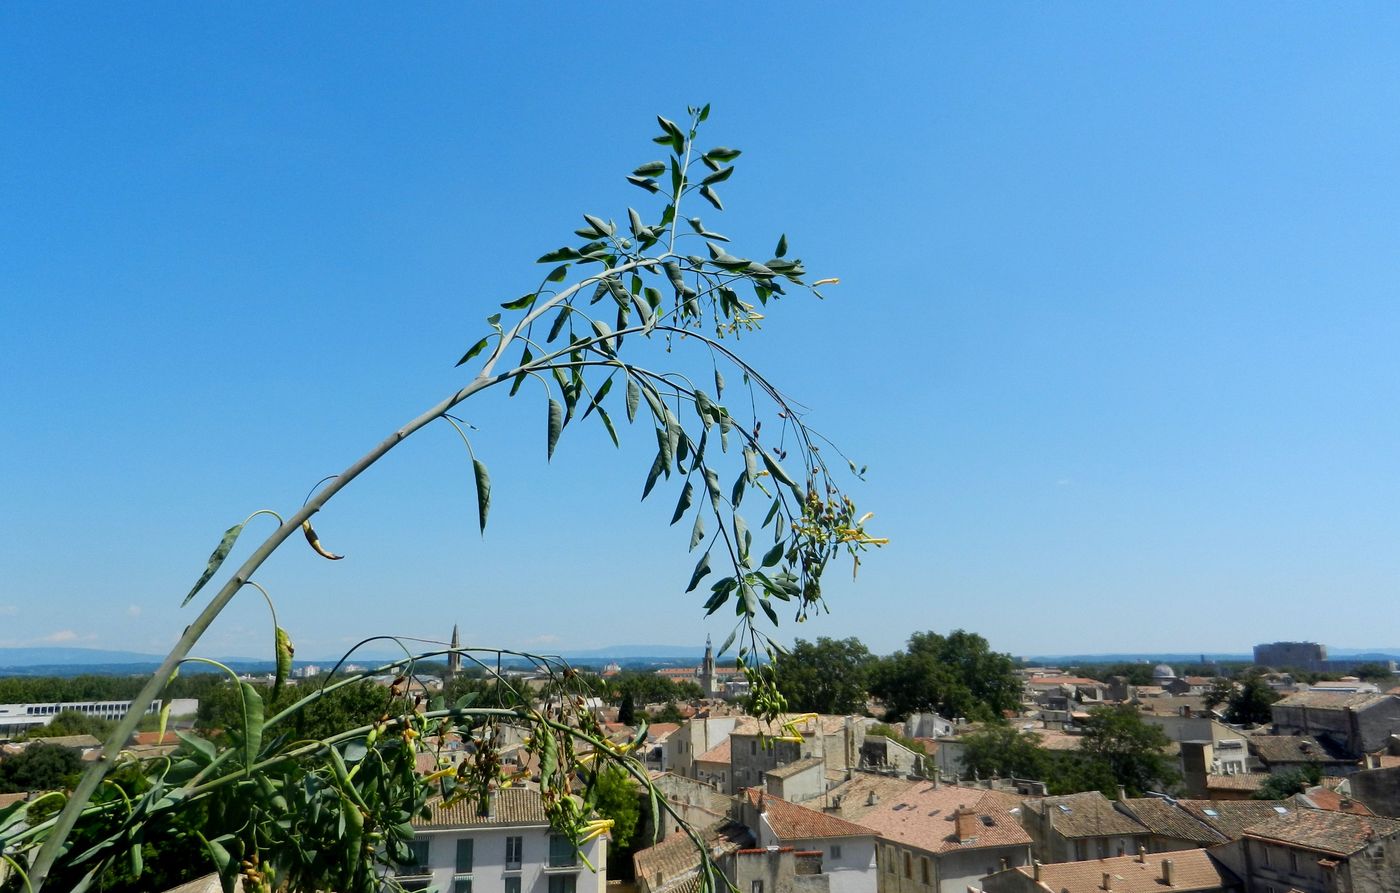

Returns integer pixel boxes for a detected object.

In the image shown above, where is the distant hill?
[0,647,165,668]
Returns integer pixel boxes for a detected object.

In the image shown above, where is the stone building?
[1270,692,1400,759]
[1211,808,1400,893]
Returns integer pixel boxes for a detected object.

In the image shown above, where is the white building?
[397,788,608,893]
[0,699,192,739]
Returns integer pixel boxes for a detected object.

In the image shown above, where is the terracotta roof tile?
[696,738,730,765]
[1244,808,1400,856]
[1273,692,1396,711]
[745,789,875,841]
[633,822,751,885]
[1176,800,1294,840]
[853,782,1031,853]
[766,756,824,780]
[1206,774,1269,792]
[1022,792,1147,839]
[1250,735,1351,765]
[1116,798,1225,845]
[992,849,1237,893]
[821,773,928,822]
[1295,788,1373,815]
[413,788,551,828]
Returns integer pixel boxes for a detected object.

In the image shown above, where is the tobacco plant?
[0,107,882,893]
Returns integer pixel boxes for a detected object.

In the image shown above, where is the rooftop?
[1249,735,1351,765]
[413,788,552,828]
[1176,800,1295,840]
[1115,798,1225,846]
[696,738,731,765]
[1273,691,1396,711]
[854,781,1032,854]
[1022,791,1148,839]
[746,789,875,841]
[1244,808,1400,857]
[766,756,825,780]
[996,849,1237,893]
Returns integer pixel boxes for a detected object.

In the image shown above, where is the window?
[921,858,930,885]
[830,845,842,860]
[506,835,523,869]
[401,839,430,874]
[1289,851,1298,873]
[1261,847,1270,867]
[751,882,764,893]
[454,881,473,893]
[750,740,757,755]
[456,838,474,874]
[549,834,577,868]
[505,879,521,893]
[904,852,912,878]
[549,876,577,893]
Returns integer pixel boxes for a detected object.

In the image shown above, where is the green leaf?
[597,405,620,448]
[733,513,751,561]
[547,399,563,460]
[501,292,538,310]
[582,376,613,420]
[700,185,723,211]
[656,425,674,472]
[731,469,747,508]
[474,458,491,533]
[714,368,725,397]
[701,166,734,186]
[686,550,712,592]
[631,292,654,328]
[626,378,640,423]
[690,510,705,551]
[238,682,264,768]
[632,161,667,177]
[583,214,613,236]
[775,234,788,258]
[176,730,216,766]
[455,336,491,368]
[182,523,245,607]
[704,147,742,163]
[760,596,779,626]
[626,175,660,193]
[273,627,293,701]
[627,207,645,239]
[590,318,615,353]
[704,467,722,510]
[538,246,582,263]
[547,306,570,343]
[698,103,710,122]
[642,450,666,500]
[761,449,800,492]
[510,347,533,396]
[671,482,694,525]
[761,540,785,568]
[547,263,570,283]
[693,389,715,429]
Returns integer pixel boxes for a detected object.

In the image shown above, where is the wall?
[414,823,607,893]
[665,717,739,781]
[767,759,828,805]
[726,849,830,893]
[783,837,876,893]
[731,734,805,794]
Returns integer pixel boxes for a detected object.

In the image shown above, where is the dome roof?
[1152,663,1176,679]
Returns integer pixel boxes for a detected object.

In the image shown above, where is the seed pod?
[301,520,344,560]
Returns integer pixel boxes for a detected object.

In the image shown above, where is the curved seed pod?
[272,627,294,701]
[301,520,344,560]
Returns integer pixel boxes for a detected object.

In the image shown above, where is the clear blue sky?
[4,6,1400,662]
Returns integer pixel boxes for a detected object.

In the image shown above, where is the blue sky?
[4,6,1400,661]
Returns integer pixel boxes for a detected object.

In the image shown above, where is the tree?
[649,702,685,724]
[1254,765,1320,800]
[1225,673,1279,725]
[618,691,637,726]
[868,630,1019,722]
[5,108,881,893]
[592,766,641,852]
[0,744,83,795]
[1351,662,1396,683]
[959,723,1047,781]
[1075,705,1177,797]
[771,637,873,715]
[1203,677,1235,713]
[23,710,114,741]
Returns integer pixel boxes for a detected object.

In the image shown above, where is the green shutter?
[456,838,474,873]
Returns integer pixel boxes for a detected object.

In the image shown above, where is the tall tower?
[447,624,461,679]
[700,634,715,697]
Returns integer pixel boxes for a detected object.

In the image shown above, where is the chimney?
[955,805,979,842]
[1340,797,1353,811]
[1102,872,1113,891]
[1161,860,1174,887]
[867,791,880,806]
[1032,860,1042,881]
[1137,847,1146,864]
[1117,785,1127,801]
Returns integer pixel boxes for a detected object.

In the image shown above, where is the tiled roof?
[1023,792,1147,839]
[633,822,751,885]
[745,789,875,841]
[996,849,1237,893]
[647,723,682,740]
[1250,735,1351,765]
[1244,808,1400,856]
[1295,788,1373,815]
[1205,774,1269,792]
[1273,692,1395,711]
[766,756,825,780]
[821,773,927,822]
[1036,731,1084,751]
[1115,798,1224,845]
[1176,800,1294,840]
[1027,677,1102,687]
[413,788,551,828]
[853,782,1032,854]
[696,738,730,765]
[729,714,853,737]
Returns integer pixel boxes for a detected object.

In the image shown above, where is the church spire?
[447,624,461,678]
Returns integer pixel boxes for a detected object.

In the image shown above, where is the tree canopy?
[868,630,1019,722]
[771,637,873,715]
